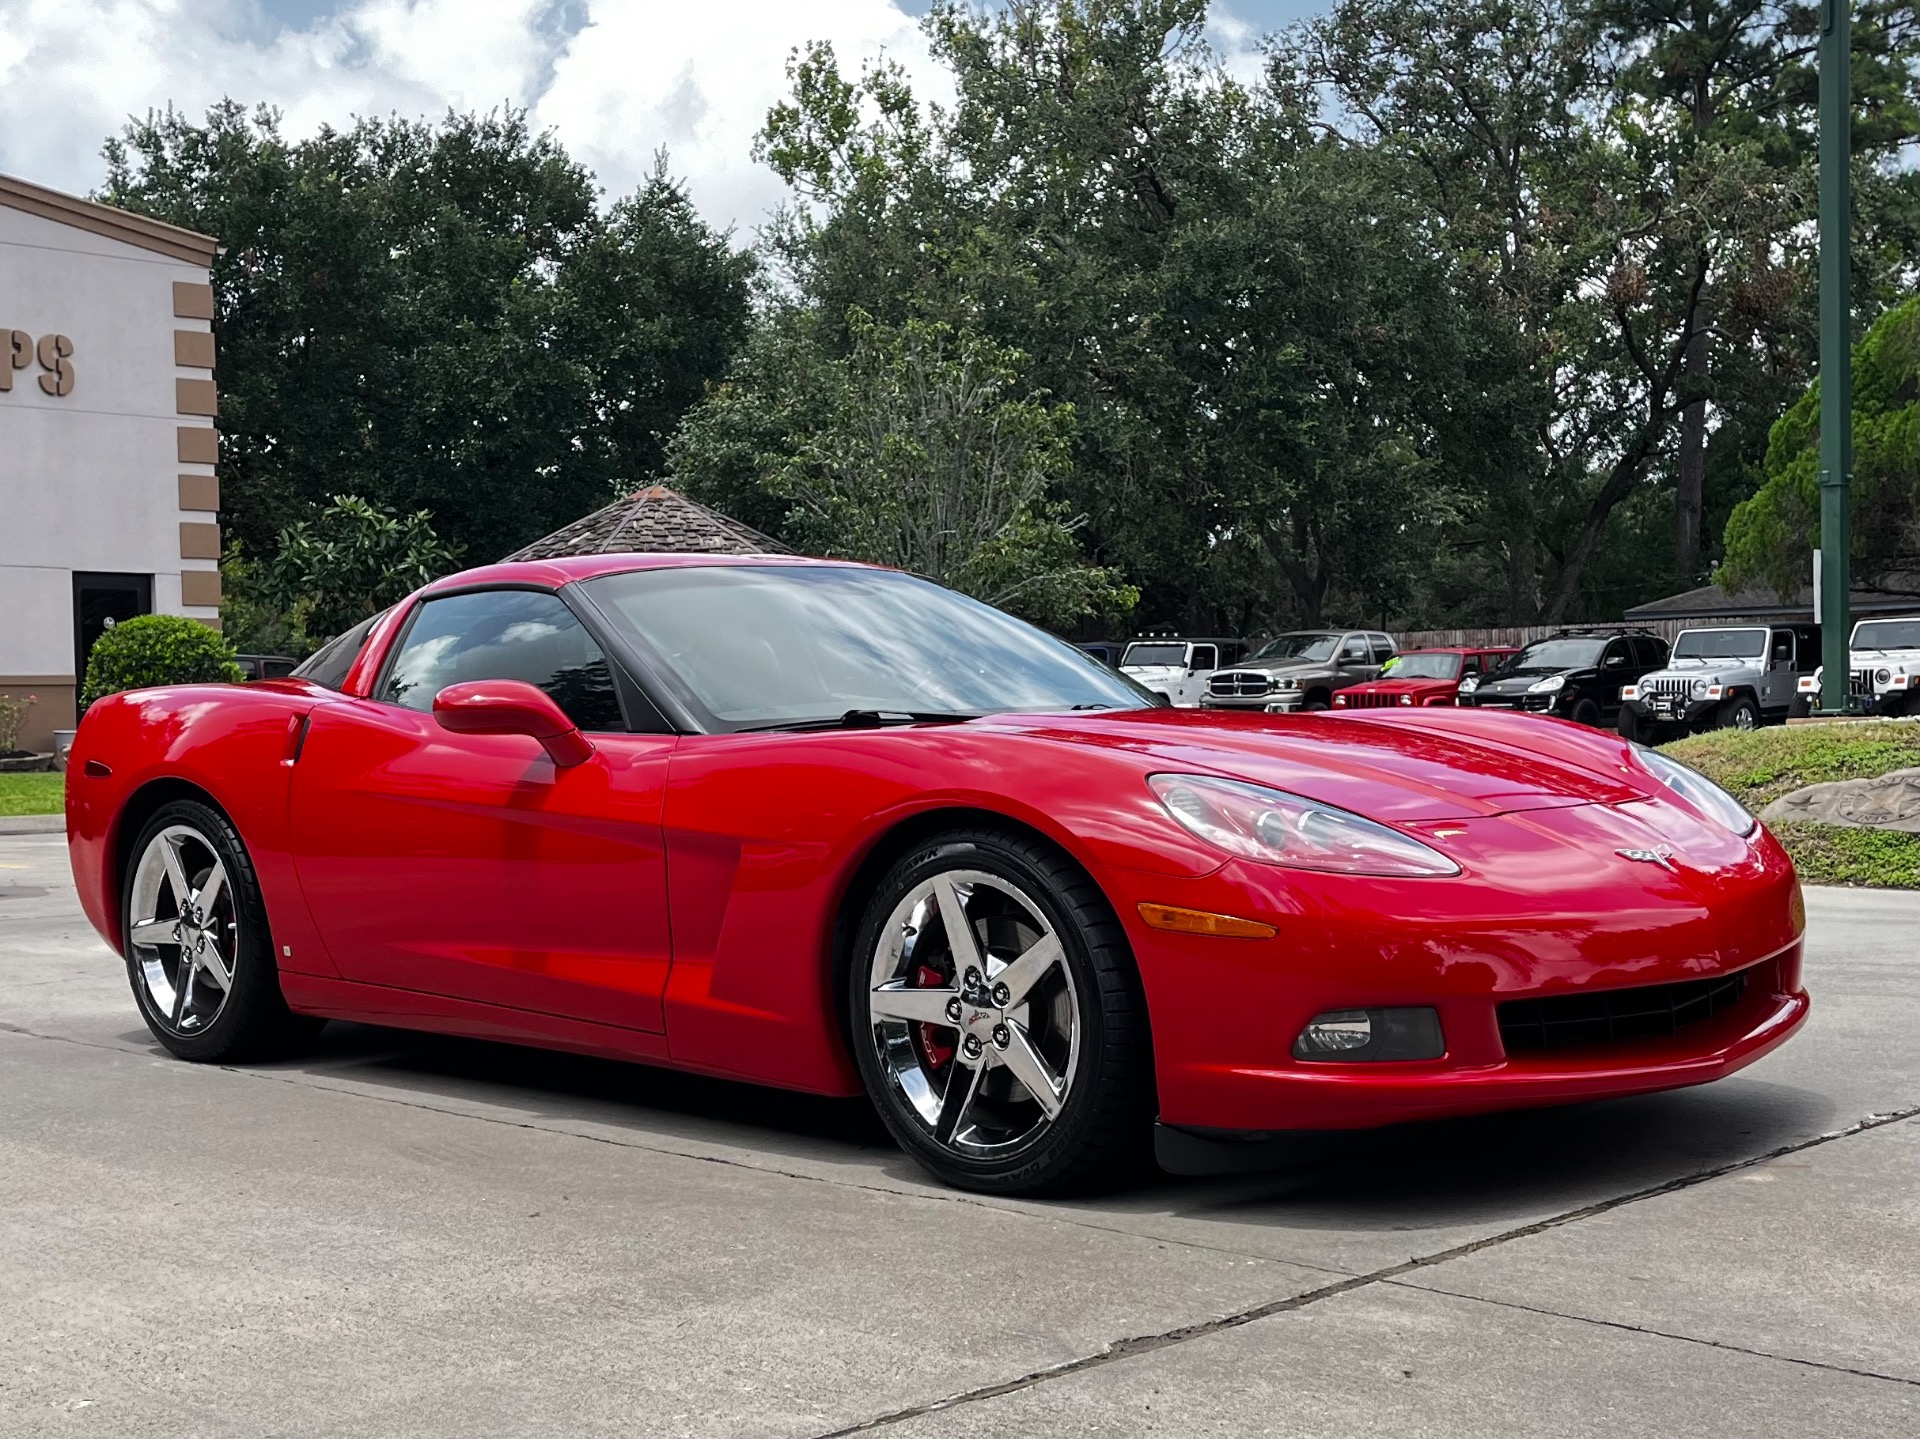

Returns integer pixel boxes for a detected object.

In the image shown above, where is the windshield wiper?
[738,709,980,734]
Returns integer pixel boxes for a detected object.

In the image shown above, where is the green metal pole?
[1817,0,1853,713]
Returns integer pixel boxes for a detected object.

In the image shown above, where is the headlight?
[1690,677,1713,698]
[1876,668,1892,685]
[1636,748,1756,836]
[1279,677,1299,690]
[1148,774,1461,877]
[1457,676,1478,694]
[1526,674,1565,694]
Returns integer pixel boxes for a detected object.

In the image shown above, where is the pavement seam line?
[806,1105,1920,1437]
[1381,1277,1920,1389]
[0,1021,1342,1278]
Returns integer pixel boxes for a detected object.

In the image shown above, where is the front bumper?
[1202,692,1299,712]
[1624,695,1717,725]
[1461,691,1565,715]
[1115,801,1806,1133]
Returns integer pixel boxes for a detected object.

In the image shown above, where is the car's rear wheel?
[1717,694,1760,731]
[123,800,322,1062]
[848,827,1152,1195]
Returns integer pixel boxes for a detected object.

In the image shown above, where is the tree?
[101,105,754,564]
[1719,296,1919,597]
[225,494,459,653]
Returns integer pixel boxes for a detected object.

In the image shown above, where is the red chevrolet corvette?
[67,555,1808,1194]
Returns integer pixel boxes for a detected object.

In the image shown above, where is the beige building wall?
[0,175,221,753]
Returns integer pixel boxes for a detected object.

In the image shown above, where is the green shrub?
[82,615,244,706]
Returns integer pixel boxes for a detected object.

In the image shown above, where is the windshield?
[1251,633,1339,663]
[583,565,1154,729]
[1386,653,1462,680]
[1503,637,1606,674]
[1121,643,1188,667]
[1671,628,1767,660]
[1853,619,1920,650]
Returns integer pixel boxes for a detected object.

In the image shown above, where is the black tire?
[1302,692,1332,712]
[1616,705,1645,742]
[122,799,323,1062]
[1716,694,1761,732]
[847,826,1153,1196]
[1570,697,1603,727]
[1904,691,1920,718]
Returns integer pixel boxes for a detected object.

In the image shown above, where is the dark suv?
[1458,627,1670,729]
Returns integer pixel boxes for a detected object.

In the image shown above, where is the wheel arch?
[110,778,233,950]
[825,805,1125,1057]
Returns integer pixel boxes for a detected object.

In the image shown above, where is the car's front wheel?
[848,827,1153,1195]
[1570,697,1603,727]
[1717,694,1760,731]
[123,800,322,1062]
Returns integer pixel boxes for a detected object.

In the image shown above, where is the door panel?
[289,701,675,1031]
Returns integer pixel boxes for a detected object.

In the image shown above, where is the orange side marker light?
[1136,902,1277,940]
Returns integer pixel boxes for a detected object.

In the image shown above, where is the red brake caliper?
[915,964,956,1069]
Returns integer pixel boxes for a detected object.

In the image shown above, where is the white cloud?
[0,0,940,233]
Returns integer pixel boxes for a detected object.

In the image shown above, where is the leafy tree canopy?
[1719,296,1919,597]
[102,103,755,564]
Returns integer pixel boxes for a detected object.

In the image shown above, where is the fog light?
[1293,1007,1444,1062]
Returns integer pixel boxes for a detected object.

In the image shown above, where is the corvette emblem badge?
[1617,846,1677,871]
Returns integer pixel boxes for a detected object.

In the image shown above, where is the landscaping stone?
[1759,767,1920,833]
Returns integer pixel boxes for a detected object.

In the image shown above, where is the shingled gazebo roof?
[503,485,791,562]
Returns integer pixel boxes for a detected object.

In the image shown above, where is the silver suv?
[1796,615,1920,716]
[1618,624,1818,739]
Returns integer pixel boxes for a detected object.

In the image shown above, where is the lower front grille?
[1643,676,1693,699]
[1498,968,1750,1054]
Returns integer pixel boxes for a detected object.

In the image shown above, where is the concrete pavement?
[0,830,1914,1437]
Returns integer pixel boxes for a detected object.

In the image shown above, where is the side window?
[1636,635,1669,667]
[1341,635,1370,662]
[1370,635,1394,664]
[1601,639,1631,669]
[1190,644,1218,672]
[378,589,625,732]
[1771,630,1794,667]
[292,611,383,692]
[1461,654,1483,678]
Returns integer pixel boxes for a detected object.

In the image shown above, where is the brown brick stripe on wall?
[173,330,216,368]
[179,572,222,608]
[179,522,220,560]
[177,426,218,465]
[178,474,219,511]
[171,282,214,320]
[175,379,217,416]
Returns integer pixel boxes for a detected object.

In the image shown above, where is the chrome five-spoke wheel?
[849,828,1152,1196]
[868,868,1080,1158]
[129,823,239,1035]
[122,799,320,1062]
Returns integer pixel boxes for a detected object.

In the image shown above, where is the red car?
[1333,646,1520,709]
[67,556,1808,1196]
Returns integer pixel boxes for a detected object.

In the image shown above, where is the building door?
[73,572,151,694]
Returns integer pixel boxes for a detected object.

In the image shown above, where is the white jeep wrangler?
[1796,615,1920,716]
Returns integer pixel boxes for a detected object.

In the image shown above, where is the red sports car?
[1333,646,1520,710]
[67,555,1808,1195]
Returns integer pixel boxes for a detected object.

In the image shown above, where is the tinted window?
[583,565,1151,729]
[379,590,624,731]
[1671,628,1767,660]
[1341,636,1370,661]
[1370,636,1395,664]
[1122,643,1188,667]
[1510,637,1606,672]
[1601,639,1632,667]
[1251,633,1339,662]
[1190,644,1218,671]
[292,612,384,692]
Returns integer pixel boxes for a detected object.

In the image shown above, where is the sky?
[0,0,1323,238]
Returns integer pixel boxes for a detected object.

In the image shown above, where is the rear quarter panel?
[66,682,336,975]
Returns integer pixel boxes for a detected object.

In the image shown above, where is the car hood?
[1223,658,1330,676]
[983,708,1644,823]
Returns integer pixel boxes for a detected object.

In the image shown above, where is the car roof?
[419,552,865,596]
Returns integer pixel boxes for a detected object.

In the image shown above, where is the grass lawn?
[1663,719,1920,889]
[0,772,65,817]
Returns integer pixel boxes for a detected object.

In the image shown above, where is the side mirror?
[433,680,594,767]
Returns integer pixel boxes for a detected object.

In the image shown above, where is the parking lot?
[1,821,1914,1438]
